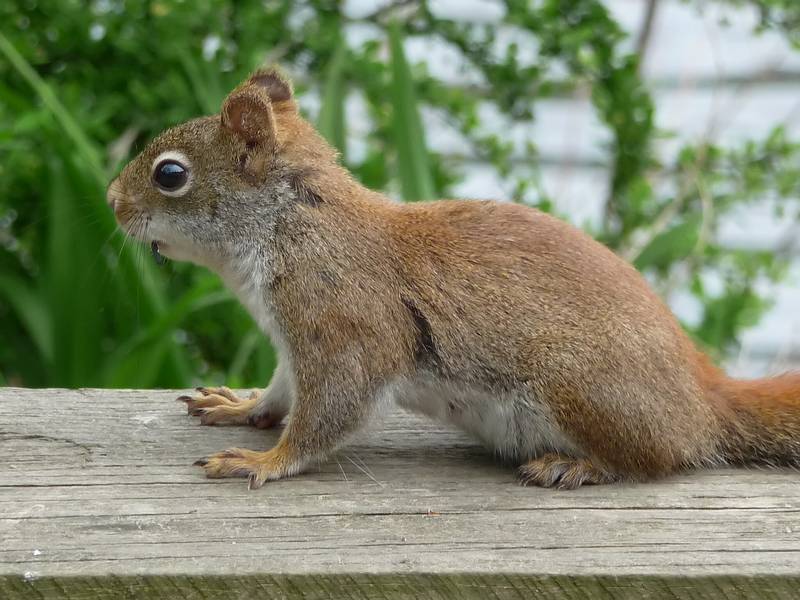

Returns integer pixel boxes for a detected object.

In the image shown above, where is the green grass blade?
[179,51,226,115]
[0,32,105,185]
[388,22,435,202]
[226,330,262,387]
[109,339,171,388]
[44,154,89,385]
[318,40,348,160]
[103,280,232,386]
[0,274,53,365]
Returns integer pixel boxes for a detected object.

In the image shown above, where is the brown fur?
[108,68,800,489]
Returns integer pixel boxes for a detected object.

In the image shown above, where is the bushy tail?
[714,372,800,466]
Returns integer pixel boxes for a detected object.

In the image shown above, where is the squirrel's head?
[107,67,336,269]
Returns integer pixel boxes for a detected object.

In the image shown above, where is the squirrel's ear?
[247,67,294,104]
[221,85,276,146]
[221,67,295,144]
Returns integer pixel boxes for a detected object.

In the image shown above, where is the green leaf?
[388,22,435,202]
[634,216,701,271]
[226,330,262,387]
[318,40,348,160]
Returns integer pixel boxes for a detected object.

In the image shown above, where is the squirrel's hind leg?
[518,454,620,490]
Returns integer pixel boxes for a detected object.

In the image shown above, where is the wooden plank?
[4,574,800,600]
[1,388,800,598]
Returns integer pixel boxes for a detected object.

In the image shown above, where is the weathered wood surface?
[2,388,800,599]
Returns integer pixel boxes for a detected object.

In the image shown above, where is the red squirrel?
[107,68,800,490]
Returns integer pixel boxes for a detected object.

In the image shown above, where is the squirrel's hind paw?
[518,454,620,490]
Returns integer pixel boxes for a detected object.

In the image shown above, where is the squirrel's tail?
[708,366,800,466]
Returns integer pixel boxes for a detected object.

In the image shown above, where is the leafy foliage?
[705,0,800,46]
[0,0,797,387]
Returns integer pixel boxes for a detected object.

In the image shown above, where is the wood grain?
[1,388,800,598]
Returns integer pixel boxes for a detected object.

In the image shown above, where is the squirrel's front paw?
[177,386,258,425]
[177,387,283,428]
[194,446,299,489]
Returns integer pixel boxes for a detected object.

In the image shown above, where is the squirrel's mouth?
[150,240,166,266]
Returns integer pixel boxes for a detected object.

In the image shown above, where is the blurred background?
[0,0,798,389]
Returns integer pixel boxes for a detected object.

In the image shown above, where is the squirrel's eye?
[153,160,188,192]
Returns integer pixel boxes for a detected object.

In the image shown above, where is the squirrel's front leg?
[194,359,380,489]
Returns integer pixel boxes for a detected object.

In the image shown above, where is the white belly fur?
[392,374,581,462]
